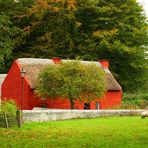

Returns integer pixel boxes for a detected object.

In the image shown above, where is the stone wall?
[23,109,146,122]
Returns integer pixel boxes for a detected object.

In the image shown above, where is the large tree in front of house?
[35,61,106,109]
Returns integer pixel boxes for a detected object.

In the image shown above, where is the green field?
[0,117,148,148]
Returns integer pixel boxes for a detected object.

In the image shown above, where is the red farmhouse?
[2,58,122,110]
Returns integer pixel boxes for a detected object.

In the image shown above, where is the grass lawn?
[0,117,148,148]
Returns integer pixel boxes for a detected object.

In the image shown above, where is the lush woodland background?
[0,0,148,93]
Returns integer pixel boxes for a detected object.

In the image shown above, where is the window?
[96,102,100,110]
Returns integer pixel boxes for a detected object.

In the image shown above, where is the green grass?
[0,117,148,148]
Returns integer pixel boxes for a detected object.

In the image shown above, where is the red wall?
[28,90,122,110]
[28,90,84,110]
[93,91,122,109]
[1,61,30,110]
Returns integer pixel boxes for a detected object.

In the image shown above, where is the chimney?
[99,60,109,68]
[52,57,61,64]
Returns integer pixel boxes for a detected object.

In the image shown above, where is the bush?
[0,100,18,128]
[0,100,17,115]
[120,92,148,109]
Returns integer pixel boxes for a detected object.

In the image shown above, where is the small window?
[96,102,100,110]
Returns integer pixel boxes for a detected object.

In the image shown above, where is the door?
[84,103,90,109]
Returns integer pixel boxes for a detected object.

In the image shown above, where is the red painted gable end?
[2,61,30,109]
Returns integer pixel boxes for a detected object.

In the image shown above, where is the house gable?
[2,61,30,109]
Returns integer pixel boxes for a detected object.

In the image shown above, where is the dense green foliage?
[0,100,17,115]
[0,0,148,92]
[0,14,20,72]
[36,61,106,109]
[120,92,148,109]
[0,117,148,147]
[0,0,34,72]
[0,100,18,128]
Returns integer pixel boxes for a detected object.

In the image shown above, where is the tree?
[15,0,78,58]
[0,15,20,72]
[14,0,147,92]
[1,0,147,92]
[35,61,106,109]
[0,0,34,72]
[75,0,148,92]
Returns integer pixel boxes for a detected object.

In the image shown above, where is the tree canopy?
[35,61,106,109]
[0,0,34,72]
[0,0,148,92]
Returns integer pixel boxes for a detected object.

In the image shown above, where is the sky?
[137,0,148,17]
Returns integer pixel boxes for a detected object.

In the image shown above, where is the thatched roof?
[0,74,7,97]
[17,58,121,91]
[0,74,7,85]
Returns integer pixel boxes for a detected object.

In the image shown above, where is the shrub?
[0,100,18,128]
[0,100,17,115]
[121,92,148,109]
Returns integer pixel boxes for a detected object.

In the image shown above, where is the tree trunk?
[70,98,74,109]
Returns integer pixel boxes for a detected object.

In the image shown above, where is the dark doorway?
[84,103,90,109]
[41,104,47,108]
